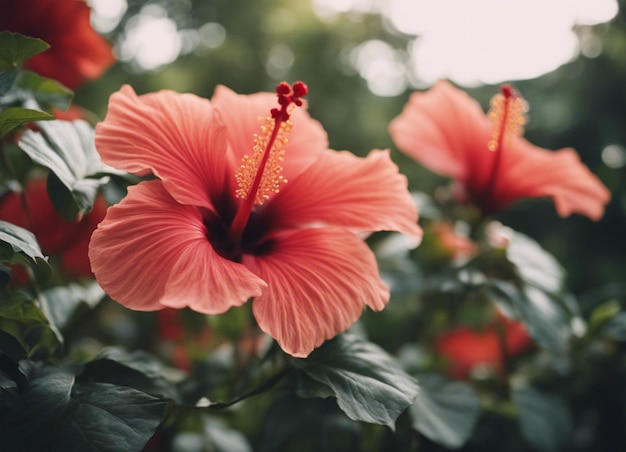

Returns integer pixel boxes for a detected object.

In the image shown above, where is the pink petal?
[95,85,235,213]
[498,143,611,220]
[389,80,494,191]
[89,180,266,313]
[263,149,422,238]
[244,228,389,357]
[211,85,329,184]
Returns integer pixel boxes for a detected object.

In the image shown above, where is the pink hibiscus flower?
[0,0,115,89]
[0,178,107,278]
[389,81,610,219]
[436,316,533,379]
[89,82,422,358]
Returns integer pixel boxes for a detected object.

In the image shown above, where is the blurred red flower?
[389,80,610,220]
[0,0,115,89]
[89,82,422,357]
[436,316,533,379]
[0,178,107,278]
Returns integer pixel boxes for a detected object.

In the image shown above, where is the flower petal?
[95,85,235,213]
[498,143,611,220]
[89,180,266,313]
[389,80,493,188]
[244,228,389,358]
[211,85,329,183]
[263,149,422,238]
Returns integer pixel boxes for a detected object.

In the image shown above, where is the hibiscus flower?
[436,316,533,379]
[0,178,107,278]
[89,82,422,358]
[389,80,610,220]
[0,0,115,89]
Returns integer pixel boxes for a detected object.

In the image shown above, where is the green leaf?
[506,232,565,295]
[0,107,53,138]
[261,395,361,452]
[0,362,166,452]
[17,120,119,219]
[0,291,62,357]
[513,385,572,452]
[292,334,419,429]
[12,71,73,111]
[0,32,49,70]
[0,220,45,263]
[0,68,19,96]
[409,374,481,449]
[40,282,105,333]
[83,348,181,401]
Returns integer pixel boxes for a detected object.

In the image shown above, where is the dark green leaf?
[0,107,53,138]
[261,395,361,452]
[292,334,419,429]
[40,282,105,332]
[12,71,73,111]
[0,362,166,452]
[409,374,481,449]
[18,120,118,218]
[513,385,572,452]
[0,291,62,357]
[0,32,49,70]
[0,68,19,96]
[0,220,45,262]
[83,348,181,401]
[506,232,565,295]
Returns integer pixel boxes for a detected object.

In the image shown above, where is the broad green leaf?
[262,395,361,452]
[18,120,119,219]
[40,282,105,332]
[172,416,252,452]
[490,281,573,357]
[0,220,45,262]
[0,68,19,96]
[0,291,62,357]
[12,71,73,111]
[83,348,181,401]
[409,374,481,449]
[292,334,419,429]
[0,107,53,138]
[506,232,565,295]
[0,32,49,70]
[0,362,166,452]
[513,385,572,452]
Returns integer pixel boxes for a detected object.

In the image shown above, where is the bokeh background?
[77,0,625,305]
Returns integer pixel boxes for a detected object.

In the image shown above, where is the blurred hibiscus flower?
[89,82,421,358]
[436,316,533,379]
[0,178,107,278]
[0,0,115,89]
[389,81,610,220]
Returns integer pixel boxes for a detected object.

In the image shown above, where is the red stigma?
[501,84,514,99]
[272,81,308,121]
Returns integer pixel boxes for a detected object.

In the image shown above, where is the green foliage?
[0,220,49,282]
[0,361,166,452]
[409,374,481,449]
[292,333,419,429]
[17,120,118,219]
[0,32,49,70]
[0,107,53,137]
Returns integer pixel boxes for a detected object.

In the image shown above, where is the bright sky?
[314,0,618,91]
[89,0,618,87]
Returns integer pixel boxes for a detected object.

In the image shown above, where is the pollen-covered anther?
[235,117,292,204]
[487,85,529,152]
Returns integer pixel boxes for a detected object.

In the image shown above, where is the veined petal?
[498,143,611,219]
[211,85,329,182]
[389,80,493,188]
[263,149,422,238]
[95,85,235,212]
[89,180,266,312]
[245,228,389,358]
